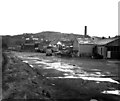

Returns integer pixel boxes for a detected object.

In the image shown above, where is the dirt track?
[2,51,120,101]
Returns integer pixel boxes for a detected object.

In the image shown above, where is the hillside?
[2,31,90,48]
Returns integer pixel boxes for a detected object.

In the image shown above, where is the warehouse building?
[95,37,120,59]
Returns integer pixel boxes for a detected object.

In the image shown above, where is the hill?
[2,31,90,48]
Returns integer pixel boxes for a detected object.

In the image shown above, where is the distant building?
[21,43,35,52]
[21,35,39,52]
[50,39,73,48]
[24,35,39,44]
[59,40,73,49]
[36,40,51,52]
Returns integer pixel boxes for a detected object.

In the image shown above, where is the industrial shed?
[95,37,120,59]
[74,38,95,57]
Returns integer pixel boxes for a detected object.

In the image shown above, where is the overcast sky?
[0,0,119,37]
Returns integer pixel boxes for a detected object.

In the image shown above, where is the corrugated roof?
[95,37,118,45]
[77,38,95,44]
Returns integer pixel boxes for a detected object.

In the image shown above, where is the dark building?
[21,35,39,52]
[95,37,120,59]
[21,43,35,52]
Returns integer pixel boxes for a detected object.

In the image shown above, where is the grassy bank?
[2,52,54,100]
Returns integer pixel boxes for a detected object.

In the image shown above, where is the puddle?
[23,61,28,63]
[64,73,70,76]
[47,76,119,84]
[18,55,41,60]
[21,56,119,85]
[51,83,55,86]
[102,90,120,95]
[80,77,119,84]
[23,60,38,64]
[29,65,34,68]
[43,66,55,69]
[35,61,48,64]
[95,72,101,75]
[90,99,98,101]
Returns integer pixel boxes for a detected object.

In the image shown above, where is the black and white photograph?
[0,0,120,101]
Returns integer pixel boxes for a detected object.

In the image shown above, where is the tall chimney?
[84,26,87,36]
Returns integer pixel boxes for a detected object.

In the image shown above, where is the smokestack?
[84,26,87,36]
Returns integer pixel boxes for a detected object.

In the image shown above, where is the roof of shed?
[77,38,95,44]
[95,37,118,45]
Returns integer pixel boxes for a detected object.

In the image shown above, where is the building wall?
[106,45,120,59]
[97,46,107,58]
[106,38,120,59]
[111,51,120,59]
[78,44,94,57]
[73,39,79,50]
[97,45,120,59]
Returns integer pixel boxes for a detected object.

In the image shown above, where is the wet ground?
[2,51,120,101]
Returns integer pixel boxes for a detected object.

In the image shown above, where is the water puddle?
[29,65,34,68]
[23,60,28,63]
[90,99,98,101]
[23,60,38,64]
[21,56,120,85]
[102,90,120,95]
[91,69,101,71]
[95,72,101,75]
[18,56,40,60]
[47,76,119,84]
[80,77,119,84]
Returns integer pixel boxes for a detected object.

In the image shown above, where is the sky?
[0,0,119,37]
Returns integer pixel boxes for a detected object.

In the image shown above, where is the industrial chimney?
[84,26,87,36]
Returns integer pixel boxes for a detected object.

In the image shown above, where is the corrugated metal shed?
[95,38,119,45]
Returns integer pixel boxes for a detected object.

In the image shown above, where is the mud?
[2,51,120,101]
